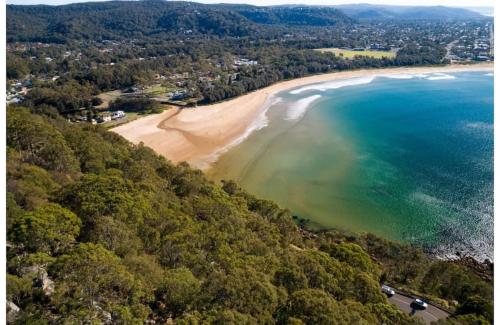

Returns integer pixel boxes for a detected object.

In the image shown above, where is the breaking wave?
[285,95,322,120]
[466,121,493,130]
[383,74,415,79]
[194,96,282,169]
[289,76,376,95]
[426,73,456,81]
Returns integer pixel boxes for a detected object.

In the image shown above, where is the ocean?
[207,71,494,261]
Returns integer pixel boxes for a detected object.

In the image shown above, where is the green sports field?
[314,48,396,59]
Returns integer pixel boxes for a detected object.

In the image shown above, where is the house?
[73,115,88,123]
[234,58,258,66]
[97,113,112,123]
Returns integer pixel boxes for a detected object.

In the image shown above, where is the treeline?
[12,40,448,110]
[198,45,447,104]
[6,1,353,42]
[110,97,163,114]
[6,107,493,324]
[395,42,448,65]
[24,79,98,113]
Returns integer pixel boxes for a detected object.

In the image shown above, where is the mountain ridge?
[333,3,486,20]
[7,1,486,43]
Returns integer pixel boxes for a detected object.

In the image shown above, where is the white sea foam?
[426,73,456,81]
[383,73,432,80]
[466,121,493,130]
[289,76,376,95]
[194,95,282,169]
[410,188,493,261]
[285,95,322,120]
[485,72,494,76]
[383,74,415,79]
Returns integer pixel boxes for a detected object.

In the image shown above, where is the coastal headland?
[112,63,493,169]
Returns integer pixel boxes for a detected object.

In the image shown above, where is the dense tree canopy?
[4,2,493,322]
[6,1,353,42]
[6,107,493,324]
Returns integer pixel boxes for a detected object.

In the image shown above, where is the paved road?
[445,40,459,60]
[387,292,450,324]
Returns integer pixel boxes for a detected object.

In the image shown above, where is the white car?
[412,298,428,310]
[381,285,395,297]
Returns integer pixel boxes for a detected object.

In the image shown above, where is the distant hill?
[229,5,354,26]
[334,4,486,20]
[464,6,494,17]
[6,1,353,43]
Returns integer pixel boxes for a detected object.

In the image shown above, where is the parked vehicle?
[381,285,395,297]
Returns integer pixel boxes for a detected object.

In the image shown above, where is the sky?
[5,0,495,7]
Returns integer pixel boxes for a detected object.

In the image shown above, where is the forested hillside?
[6,1,352,42]
[6,107,493,324]
[6,1,484,44]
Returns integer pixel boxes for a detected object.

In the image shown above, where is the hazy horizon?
[6,0,495,8]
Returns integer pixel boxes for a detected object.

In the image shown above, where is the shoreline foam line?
[192,95,282,169]
[112,63,493,169]
[285,95,322,121]
[289,76,376,95]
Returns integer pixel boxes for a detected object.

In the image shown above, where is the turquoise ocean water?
[208,71,494,260]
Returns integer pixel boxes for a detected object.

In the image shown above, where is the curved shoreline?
[112,63,493,169]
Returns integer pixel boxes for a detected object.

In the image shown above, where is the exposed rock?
[92,301,113,324]
[454,256,493,282]
[20,265,41,276]
[20,265,55,296]
[7,300,20,324]
[38,270,55,296]
[102,310,112,324]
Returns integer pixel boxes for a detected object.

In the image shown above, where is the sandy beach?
[112,63,493,169]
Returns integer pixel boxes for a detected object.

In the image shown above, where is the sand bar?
[112,63,493,169]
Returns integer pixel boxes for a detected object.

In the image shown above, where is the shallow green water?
[208,71,493,259]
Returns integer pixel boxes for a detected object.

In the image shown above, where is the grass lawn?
[145,85,168,95]
[103,112,141,129]
[96,85,174,110]
[104,104,173,129]
[96,90,123,109]
[314,48,396,59]
[144,84,178,96]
